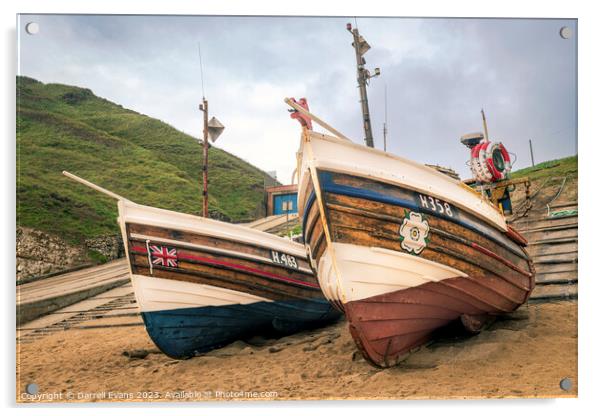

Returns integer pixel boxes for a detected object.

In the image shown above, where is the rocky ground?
[16,227,122,281]
[16,227,88,281]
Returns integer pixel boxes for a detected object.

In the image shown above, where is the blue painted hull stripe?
[314,171,525,259]
[141,298,340,359]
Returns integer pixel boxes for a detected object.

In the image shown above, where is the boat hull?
[300,161,535,367]
[134,275,336,358]
[118,200,340,358]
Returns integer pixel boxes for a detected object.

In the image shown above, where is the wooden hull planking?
[117,200,340,358]
[300,166,534,367]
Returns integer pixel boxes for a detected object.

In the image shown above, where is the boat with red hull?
[287,98,535,368]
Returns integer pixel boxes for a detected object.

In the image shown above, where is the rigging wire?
[383,83,388,152]
[197,42,205,99]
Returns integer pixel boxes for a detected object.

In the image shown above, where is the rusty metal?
[200,98,209,217]
[347,23,378,148]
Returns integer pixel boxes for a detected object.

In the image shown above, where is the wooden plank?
[127,223,310,270]
[304,200,321,244]
[520,223,578,234]
[17,262,94,286]
[535,271,578,284]
[323,170,520,249]
[549,201,578,209]
[128,223,296,262]
[129,243,315,288]
[17,259,127,293]
[325,192,531,271]
[128,235,311,276]
[534,257,577,265]
[130,255,320,301]
[532,251,578,264]
[16,276,130,325]
[525,227,577,243]
[530,283,578,301]
[511,215,578,230]
[526,242,578,257]
[529,237,578,246]
[534,262,578,275]
[18,268,129,301]
[17,285,135,338]
[324,202,533,305]
[244,214,287,229]
[125,219,327,304]
[314,232,327,265]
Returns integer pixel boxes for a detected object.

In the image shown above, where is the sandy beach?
[17,299,577,402]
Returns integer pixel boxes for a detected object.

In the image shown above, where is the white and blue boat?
[63,172,340,359]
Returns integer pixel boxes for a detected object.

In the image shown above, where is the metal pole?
[383,84,388,152]
[481,109,490,143]
[529,139,535,167]
[351,28,375,148]
[200,98,209,217]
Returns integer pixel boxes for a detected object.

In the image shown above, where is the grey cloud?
[18,15,576,180]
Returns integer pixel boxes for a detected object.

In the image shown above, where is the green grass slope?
[511,155,577,182]
[17,76,274,243]
[508,155,578,213]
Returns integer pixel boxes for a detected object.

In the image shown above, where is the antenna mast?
[198,44,209,217]
[481,108,490,143]
[198,43,205,99]
[383,84,388,152]
[346,22,380,148]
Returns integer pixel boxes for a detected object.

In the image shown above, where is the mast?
[200,98,209,217]
[383,84,388,152]
[481,108,490,143]
[197,44,209,217]
[347,22,380,148]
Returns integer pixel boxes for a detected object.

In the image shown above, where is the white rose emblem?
[399,211,430,254]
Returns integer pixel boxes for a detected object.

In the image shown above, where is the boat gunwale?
[118,200,307,258]
[301,130,508,232]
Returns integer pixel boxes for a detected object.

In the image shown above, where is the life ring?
[470,142,512,182]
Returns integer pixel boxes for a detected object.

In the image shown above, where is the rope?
[549,209,578,218]
[145,239,153,276]
[509,176,551,222]
[546,176,567,217]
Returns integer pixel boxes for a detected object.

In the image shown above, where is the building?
[265,184,298,216]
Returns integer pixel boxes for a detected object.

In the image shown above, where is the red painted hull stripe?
[131,245,319,289]
[470,242,532,277]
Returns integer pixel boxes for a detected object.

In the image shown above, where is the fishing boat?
[286,98,535,368]
[63,172,340,359]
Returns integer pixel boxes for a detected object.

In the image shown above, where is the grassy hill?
[17,76,274,244]
[511,155,577,182]
[508,155,578,216]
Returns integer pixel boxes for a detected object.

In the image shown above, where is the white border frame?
[4,1,597,415]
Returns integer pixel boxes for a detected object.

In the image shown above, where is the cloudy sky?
[17,14,577,181]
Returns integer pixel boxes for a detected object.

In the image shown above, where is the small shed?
[266,184,298,216]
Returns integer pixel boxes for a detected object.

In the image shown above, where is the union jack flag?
[150,245,178,268]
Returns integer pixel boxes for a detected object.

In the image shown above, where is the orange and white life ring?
[470,141,512,182]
